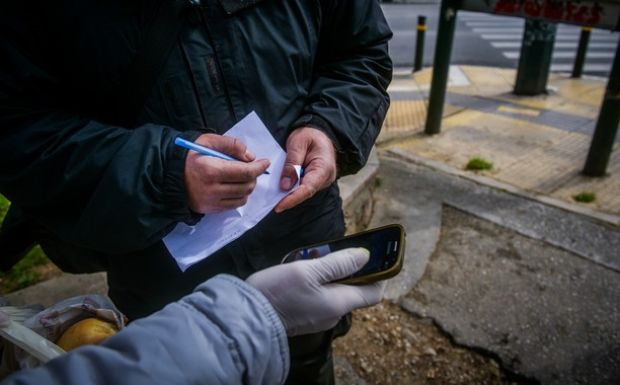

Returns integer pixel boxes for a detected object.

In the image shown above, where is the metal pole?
[413,15,427,72]
[514,19,557,95]
[583,42,620,177]
[424,0,457,135]
[571,26,592,78]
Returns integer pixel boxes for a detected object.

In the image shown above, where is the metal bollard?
[572,26,592,78]
[583,41,620,177]
[413,15,427,72]
[425,0,458,135]
[514,19,556,95]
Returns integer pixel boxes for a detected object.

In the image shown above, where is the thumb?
[328,281,385,312]
[311,248,370,284]
[280,141,306,191]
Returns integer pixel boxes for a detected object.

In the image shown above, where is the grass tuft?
[0,194,56,292]
[573,191,596,203]
[465,157,493,171]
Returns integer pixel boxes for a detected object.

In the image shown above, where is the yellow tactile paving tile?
[489,75,606,112]
[392,109,569,173]
[382,100,428,134]
[379,101,463,143]
[546,102,601,120]
[495,132,591,192]
[412,68,433,87]
[496,105,541,117]
[460,66,513,91]
[554,78,605,106]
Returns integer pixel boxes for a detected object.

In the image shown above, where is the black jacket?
[0,0,392,317]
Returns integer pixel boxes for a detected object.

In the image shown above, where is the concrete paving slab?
[401,206,620,385]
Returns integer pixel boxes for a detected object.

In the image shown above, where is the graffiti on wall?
[461,0,619,29]
[493,0,603,24]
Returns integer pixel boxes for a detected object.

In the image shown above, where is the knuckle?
[233,137,246,152]
[243,168,254,181]
[246,183,255,195]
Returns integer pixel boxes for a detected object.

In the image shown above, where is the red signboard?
[461,0,620,30]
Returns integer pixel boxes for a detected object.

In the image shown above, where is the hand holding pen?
[179,134,270,214]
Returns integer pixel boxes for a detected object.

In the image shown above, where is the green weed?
[0,194,54,293]
[465,157,493,171]
[573,191,596,203]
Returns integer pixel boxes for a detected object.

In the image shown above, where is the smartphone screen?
[283,225,403,279]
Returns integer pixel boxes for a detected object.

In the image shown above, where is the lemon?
[57,318,118,351]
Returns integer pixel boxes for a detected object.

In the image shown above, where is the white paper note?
[163,112,300,271]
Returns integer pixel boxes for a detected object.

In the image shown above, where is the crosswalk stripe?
[464,21,523,27]
[552,51,615,58]
[473,27,617,35]
[503,51,615,59]
[491,42,617,49]
[473,28,527,33]
[481,34,619,41]
[550,64,611,71]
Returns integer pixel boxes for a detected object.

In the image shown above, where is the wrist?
[291,114,340,151]
[164,129,203,225]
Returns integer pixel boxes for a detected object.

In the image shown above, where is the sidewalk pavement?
[382,65,620,222]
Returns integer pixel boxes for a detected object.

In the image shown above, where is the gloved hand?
[246,248,384,336]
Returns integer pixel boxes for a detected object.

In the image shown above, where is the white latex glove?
[246,248,384,336]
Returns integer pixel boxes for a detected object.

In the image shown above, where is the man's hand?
[246,248,384,336]
[275,126,337,213]
[184,134,270,214]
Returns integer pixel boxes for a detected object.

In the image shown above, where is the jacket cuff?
[163,129,203,226]
[291,114,342,151]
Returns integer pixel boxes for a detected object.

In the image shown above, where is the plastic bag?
[0,295,125,373]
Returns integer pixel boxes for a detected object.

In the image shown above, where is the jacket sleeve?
[2,275,290,385]
[292,0,393,176]
[0,9,200,254]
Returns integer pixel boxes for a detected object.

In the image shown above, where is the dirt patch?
[334,301,531,385]
[0,260,62,294]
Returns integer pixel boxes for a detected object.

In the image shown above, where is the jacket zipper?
[197,5,237,123]
[179,40,209,129]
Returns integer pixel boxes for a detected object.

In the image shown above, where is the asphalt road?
[383,3,619,77]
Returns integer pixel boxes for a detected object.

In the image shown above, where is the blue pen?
[175,137,270,175]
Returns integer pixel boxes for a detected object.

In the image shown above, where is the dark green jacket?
[0,0,391,316]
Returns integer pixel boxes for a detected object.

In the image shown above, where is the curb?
[339,148,380,233]
[386,148,620,227]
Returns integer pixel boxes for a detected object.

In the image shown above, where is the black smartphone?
[281,224,405,284]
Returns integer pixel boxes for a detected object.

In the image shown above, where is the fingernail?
[280,177,292,190]
[245,150,256,161]
[354,248,370,264]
